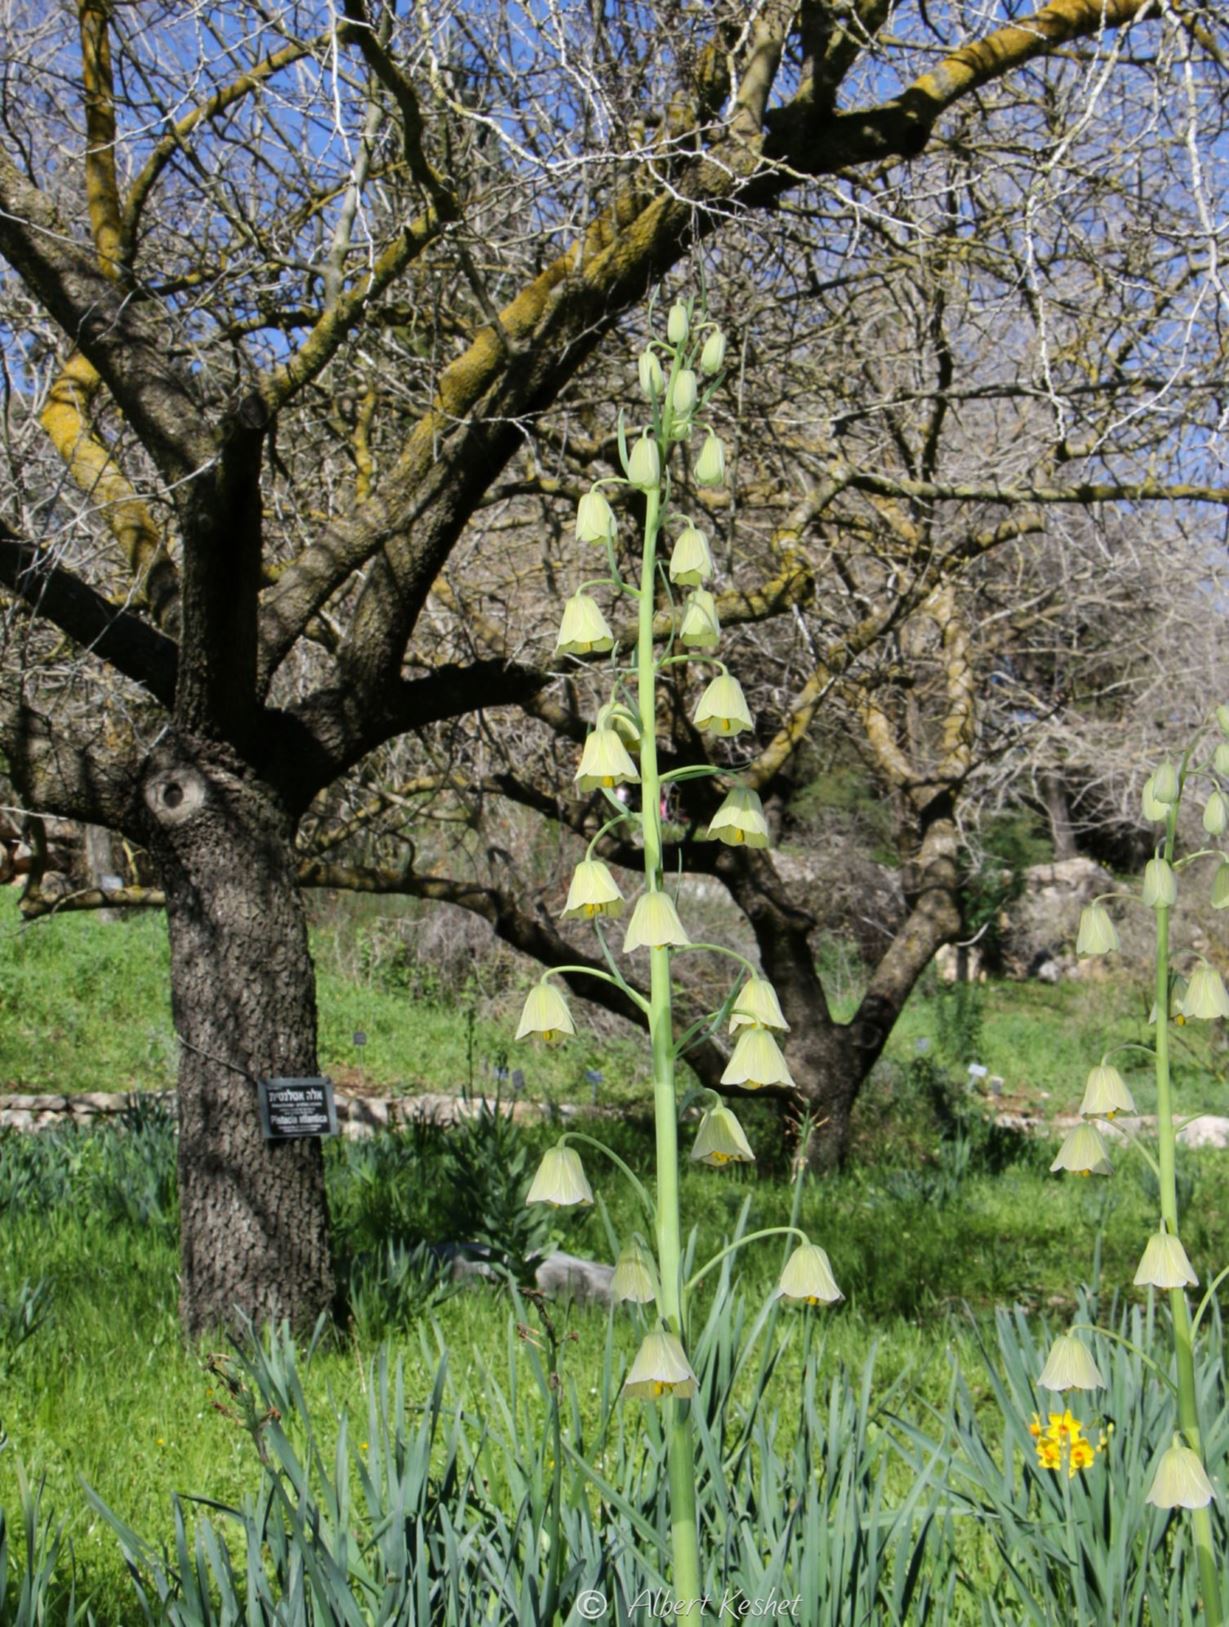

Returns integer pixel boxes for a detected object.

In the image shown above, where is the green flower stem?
[1071,1322,1177,1396]
[1156,799,1222,1624]
[639,467,702,1608]
[1192,1263,1229,1339]
[584,813,632,859]
[544,963,650,1017]
[684,1226,808,1297]
[677,941,758,976]
[560,1131,655,1226]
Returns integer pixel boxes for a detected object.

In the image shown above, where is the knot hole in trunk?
[144,766,207,827]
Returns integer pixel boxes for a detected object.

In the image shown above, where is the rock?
[533,1251,614,1306]
[999,856,1115,981]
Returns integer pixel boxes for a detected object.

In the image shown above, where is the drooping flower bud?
[623,891,691,952]
[693,673,753,736]
[670,368,698,421]
[776,1242,843,1306]
[678,589,721,651]
[575,728,640,792]
[1050,1123,1113,1176]
[705,786,769,848]
[1076,903,1120,956]
[627,433,661,490]
[575,488,617,545]
[1203,791,1228,837]
[694,430,726,487]
[1217,703,1229,738]
[623,1329,697,1399]
[1180,961,1229,1020]
[1146,1438,1215,1509]
[721,1027,794,1089]
[1213,862,1229,911]
[611,1240,656,1304]
[638,347,664,400]
[1141,776,1169,824]
[700,328,727,376]
[1133,1229,1198,1289]
[1037,1333,1106,1392]
[526,1143,593,1206]
[729,975,789,1033]
[1151,761,1179,804]
[666,302,690,345]
[555,592,615,656]
[1216,742,1229,776]
[690,1103,755,1167]
[1078,1062,1135,1119]
[560,858,625,921]
[1142,857,1177,910]
[515,983,576,1044]
[668,523,714,587]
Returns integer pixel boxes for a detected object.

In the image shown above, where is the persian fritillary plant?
[1065,730,1229,1621]
[510,301,841,1606]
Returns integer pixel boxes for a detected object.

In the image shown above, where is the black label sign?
[258,1077,338,1141]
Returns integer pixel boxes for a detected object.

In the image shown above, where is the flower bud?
[638,348,664,399]
[1037,1333,1106,1392]
[1151,761,1179,804]
[1216,742,1229,776]
[694,430,725,487]
[560,858,625,921]
[690,1103,755,1167]
[1217,703,1229,738]
[611,1241,656,1304]
[706,786,770,849]
[700,328,727,375]
[1133,1229,1198,1289]
[623,891,690,952]
[667,301,689,345]
[670,368,698,420]
[1204,791,1228,837]
[729,975,789,1033]
[556,592,615,656]
[776,1242,843,1306]
[1078,1062,1135,1119]
[575,727,640,792]
[679,589,721,651]
[668,523,714,587]
[1149,974,1188,1026]
[1180,961,1229,1020]
[515,983,576,1044]
[1213,862,1229,910]
[1146,1438,1215,1509]
[1142,857,1177,910]
[1076,903,1119,957]
[1141,776,1168,824]
[526,1143,593,1205]
[1050,1123,1112,1176]
[575,488,617,545]
[623,1329,697,1399]
[693,673,753,736]
[721,1027,794,1089]
[627,433,661,490]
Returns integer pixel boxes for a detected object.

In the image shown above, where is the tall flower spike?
[611,1240,657,1304]
[1146,1438,1215,1509]
[669,524,714,587]
[721,1027,794,1089]
[1037,1333,1106,1392]
[693,673,753,736]
[515,982,576,1044]
[705,786,769,848]
[1050,1123,1112,1176]
[690,1103,755,1166]
[575,727,640,792]
[556,592,615,656]
[623,1330,698,1399]
[1134,1229,1198,1289]
[729,976,789,1033]
[776,1242,843,1306]
[1078,1062,1135,1119]
[1180,961,1229,1020]
[1076,903,1120,956]
[678,590,721,651]
[623,891,691,952]
[1142,857,1177,909]
[576,488,617,545]
[695,431,725,487]
[560,859,625,921]
[526,1143,594,1206]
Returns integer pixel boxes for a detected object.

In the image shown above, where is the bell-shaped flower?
[1078,1062,1135,1119]
[623,891,690,952]
[556,592,615,657]
[627,433,661,490]
[1134,1229,1198,1290]
[1142,857,1177,910]
[1142,776,1169,823]
[515,982,576,1044]
[1181,961,1229,1020]
[721,1027,794,1090]
[1152,761,1179,804]
[693,672,753,736]
[1213,862,1229,911]
[694,430,726,487]
[1076,903,1119,956]
[611,1240,657,1304]
[525,1143,594,1206]
[576,488,617,545]
[729,976,789,1034]
[1216,742,1229,775]
[670,368,698,421]
[1203,790,1228,837]
[575,727,640,792]
[1037,1333,1106,1392]
[700,328,726,375]
[1146,1438,1215,1509]
[776,1242,843,1306]
[1218,703,1229,737]
[638,347,664,400]
[622,1329,697,1399]
[1149,974,1188,1026]
[1050,1122,1112,1177]
[669,523,714,587]
[706,786,769,848]
[560,859,625,921]
[667,302,690,345]
[679,589,721,651]
[690,1103,755,1166]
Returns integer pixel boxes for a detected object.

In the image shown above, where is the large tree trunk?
[139,737,333,1337]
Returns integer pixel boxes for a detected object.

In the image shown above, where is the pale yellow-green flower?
[670,368,698,422]
[515,983,576,1044]
[1203,790,1228,837]
[1050,1123,1112,1177]
[695,430,725,487]
[1181,961,1229,1020]
[1076,903,1120,957]
[575,728,640,792]
[705,786,769,848]
[1151,761,1179,804]
[560,859,625,921]
[556,592,615,657]
[526,1144,593,1207]
[729,976,789,1034]
[1141,776,1169,824]
[1216,742,1229,776]
[1148,974,1188,1026]
[627,433,661,490]
[1217,703,1229,738]
[575,488,617,545]
[1078,1062,1135,1119]
[721,1027,794,1089]
[1037,1333,1106,1393]
[667,302,690,345]
[638,348,664,399]
[1142,857,1177,910]
[1133,1229,1198,1290]
[623,891,690,952]
[623,1329,698,1400]
[776,1242,843,1306]
[690,1103,755,1167]
[1146,1438,1215,1510]
[1213,863,1229,911]
[611,1240,657,1304]
[669,524,714,587]
[699,328,726,375]
[693,673,753,736]
[679,589,721,651]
